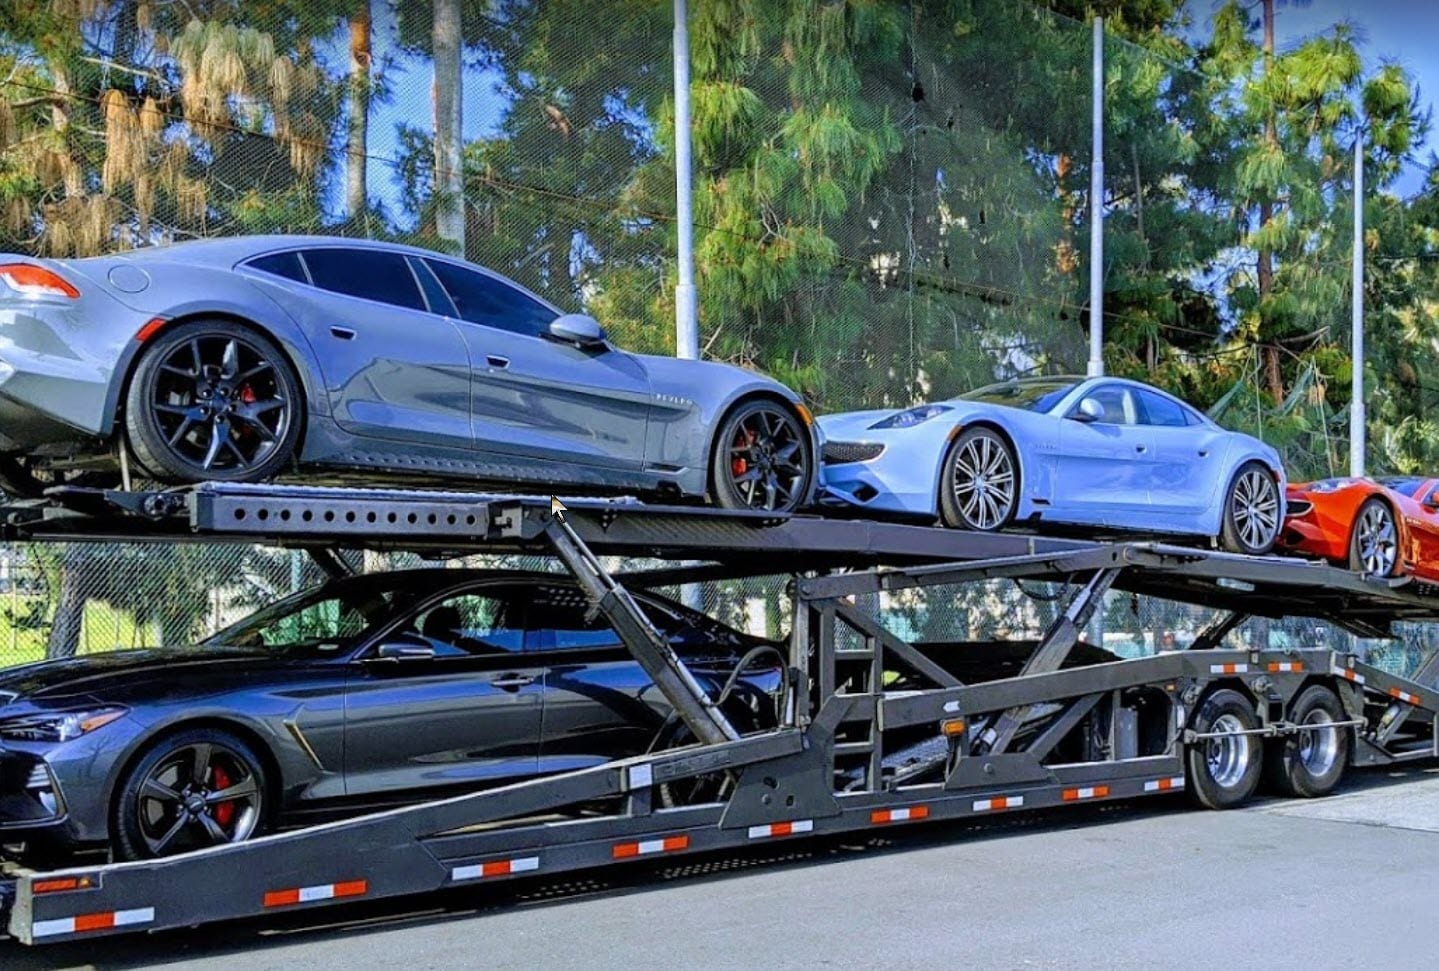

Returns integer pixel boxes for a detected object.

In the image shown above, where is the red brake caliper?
[731,429,755,477]
[210,763,235,828]
[235,385,257,440]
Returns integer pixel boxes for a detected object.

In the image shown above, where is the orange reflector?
[33,876,93,895]
[941,718,967,737]
[135,317,167,342]
[0,263,79,298]
[794,403,814,426]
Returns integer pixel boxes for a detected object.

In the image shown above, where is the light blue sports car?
[818,376,1286,554]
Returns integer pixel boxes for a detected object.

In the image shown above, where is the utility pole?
[673,0,699,360]
[1087,15,1104,377]
[1350,134,1365,478]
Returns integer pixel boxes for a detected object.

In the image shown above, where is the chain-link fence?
[0,1,1415,668]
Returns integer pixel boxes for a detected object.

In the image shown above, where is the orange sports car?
[1279,476,1439,580]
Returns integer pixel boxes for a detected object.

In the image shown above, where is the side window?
[524,584,624,652]
[300,248,427,312]
[424,258,558,337]
[1136,390,1188,428]
[1081,385,1137,425]
[409,592,525,656]
[246,251,308,284]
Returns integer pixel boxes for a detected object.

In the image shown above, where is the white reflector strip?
[972,796,1023,812]
[746,819,814,839]
[1143,776,1186,792]
[451,857,541,882]
[871,806,930,825]
[1389,687,1423,706]
[1209,663,1249,674]
[33,906,154,938]
[1333,666,1366,685]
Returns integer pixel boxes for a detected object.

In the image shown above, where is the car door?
[1135,388,1227,519]
[1052,383,1155,527]
[1404,479,1439,579]
[281,246,473,450]
[524,583,666,773]
[419,257,652,470]
[342,586,544,797]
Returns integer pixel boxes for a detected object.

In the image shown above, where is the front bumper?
[0,749,73,849]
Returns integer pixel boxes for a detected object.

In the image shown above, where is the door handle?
[330,326,357,340]
[486,355,510,369]
[1198,449,1210,458]
[490,673,534,691]
[1135,445,1147,454]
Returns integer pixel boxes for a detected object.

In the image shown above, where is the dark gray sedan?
[0,237,815,510]
[0,569,783,861]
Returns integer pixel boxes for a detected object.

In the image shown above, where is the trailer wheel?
[1185,689,1263,810]
[112,727,270,861]
[1266,685,1349,798]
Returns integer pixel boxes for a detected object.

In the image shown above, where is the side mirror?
[548,313,607,348]
[375,642,436,661]
[1426,493,1439,510]
[1071,397,1103,423]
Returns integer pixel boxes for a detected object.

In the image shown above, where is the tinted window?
[410,257,457,316]
[409,592,525,656]
[301,248,426,312]
[1377,476,1427,498]
[1136,389,1188,428]
[247,251,308,283]
[1080,385,1137,425]
[425,259,557,337]
[208,578,414,655]
[958,379,1077,412]
[525,584,623,651]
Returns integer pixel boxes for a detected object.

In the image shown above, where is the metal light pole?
[1349,134,1365,478]
[673,0,700,360]
[1087,15,1105,378]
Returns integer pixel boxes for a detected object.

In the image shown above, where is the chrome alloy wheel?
[1230,468,1280,551]
[1297,708,1340,778]
[1204,712,1253,790]
[951,432,1016,530]
[1354,501,1398,576]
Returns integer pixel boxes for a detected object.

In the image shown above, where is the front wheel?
[939,426,1018,531]
[1219,461,1281,555]
[710,400,812,513]
[112,727,269,861]
[1185,688,1263,810]
[1348,497,1399,578]
[124,320,302,483]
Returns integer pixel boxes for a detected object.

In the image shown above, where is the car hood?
[0,647,291,710]
[818,401,1003,439]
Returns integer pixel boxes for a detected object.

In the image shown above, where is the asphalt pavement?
[9,765,1439,971]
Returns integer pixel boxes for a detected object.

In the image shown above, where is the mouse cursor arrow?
[550,496,567,523]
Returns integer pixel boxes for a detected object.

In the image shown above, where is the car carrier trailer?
[0,482,1437,946]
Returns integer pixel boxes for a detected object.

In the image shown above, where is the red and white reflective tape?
[1333,666,1366,685]
[263,879,367,908]
[612,835,689,859]
[747,819,814,840]
[1389,687,1424,706]
[1209,663,1249,674]
[32,906,154,939]
[1267,661,1304,673]
[871,806,930,825]
[1143,776,1185,793]
[1062,785,1110,802]
[972,795,1024,812]
[452,857,540,882]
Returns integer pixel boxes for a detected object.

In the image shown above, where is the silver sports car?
[0,236,816,510]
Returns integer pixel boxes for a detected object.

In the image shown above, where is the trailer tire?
[1185,689,1263,810]
[1266,685,1349,798]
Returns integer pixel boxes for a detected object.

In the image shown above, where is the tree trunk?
[45,546,86,659]
[346,0,372,220]
[432,0,465,252]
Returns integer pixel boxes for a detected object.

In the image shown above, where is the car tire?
[1347,497,1399,578]
[1218,461,1281,555]
[124,320,302,484]
[1185,688,1263,810]
[939,426,1019,531]
[710,399,813,513]
[1264,685,1349,799]
[112,727,270,861]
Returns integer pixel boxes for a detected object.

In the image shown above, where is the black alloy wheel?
[124,320,301,483]
[113,728,268,860]
[711,400,812,513]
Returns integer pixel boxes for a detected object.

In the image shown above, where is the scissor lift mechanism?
[0,483,1436,945]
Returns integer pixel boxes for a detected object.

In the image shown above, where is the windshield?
[1377,476,1428,498]
[204,575,424,655]
[956,379,1078,413]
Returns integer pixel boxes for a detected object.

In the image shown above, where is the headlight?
[1306,478,1357,494]
[869,404,953,430]
[0,706,127,743]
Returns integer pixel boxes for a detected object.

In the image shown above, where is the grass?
[0,595,156,669]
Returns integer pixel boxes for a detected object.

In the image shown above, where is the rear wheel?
[112,727,269,861]
[710,399,812,513]
[124,320,302,483]
[1219,462,1281,555]
[1185,688,1263,810]
[939,426,1018,531]
[1266,685,1349,798]
[1348,497,1399,578]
